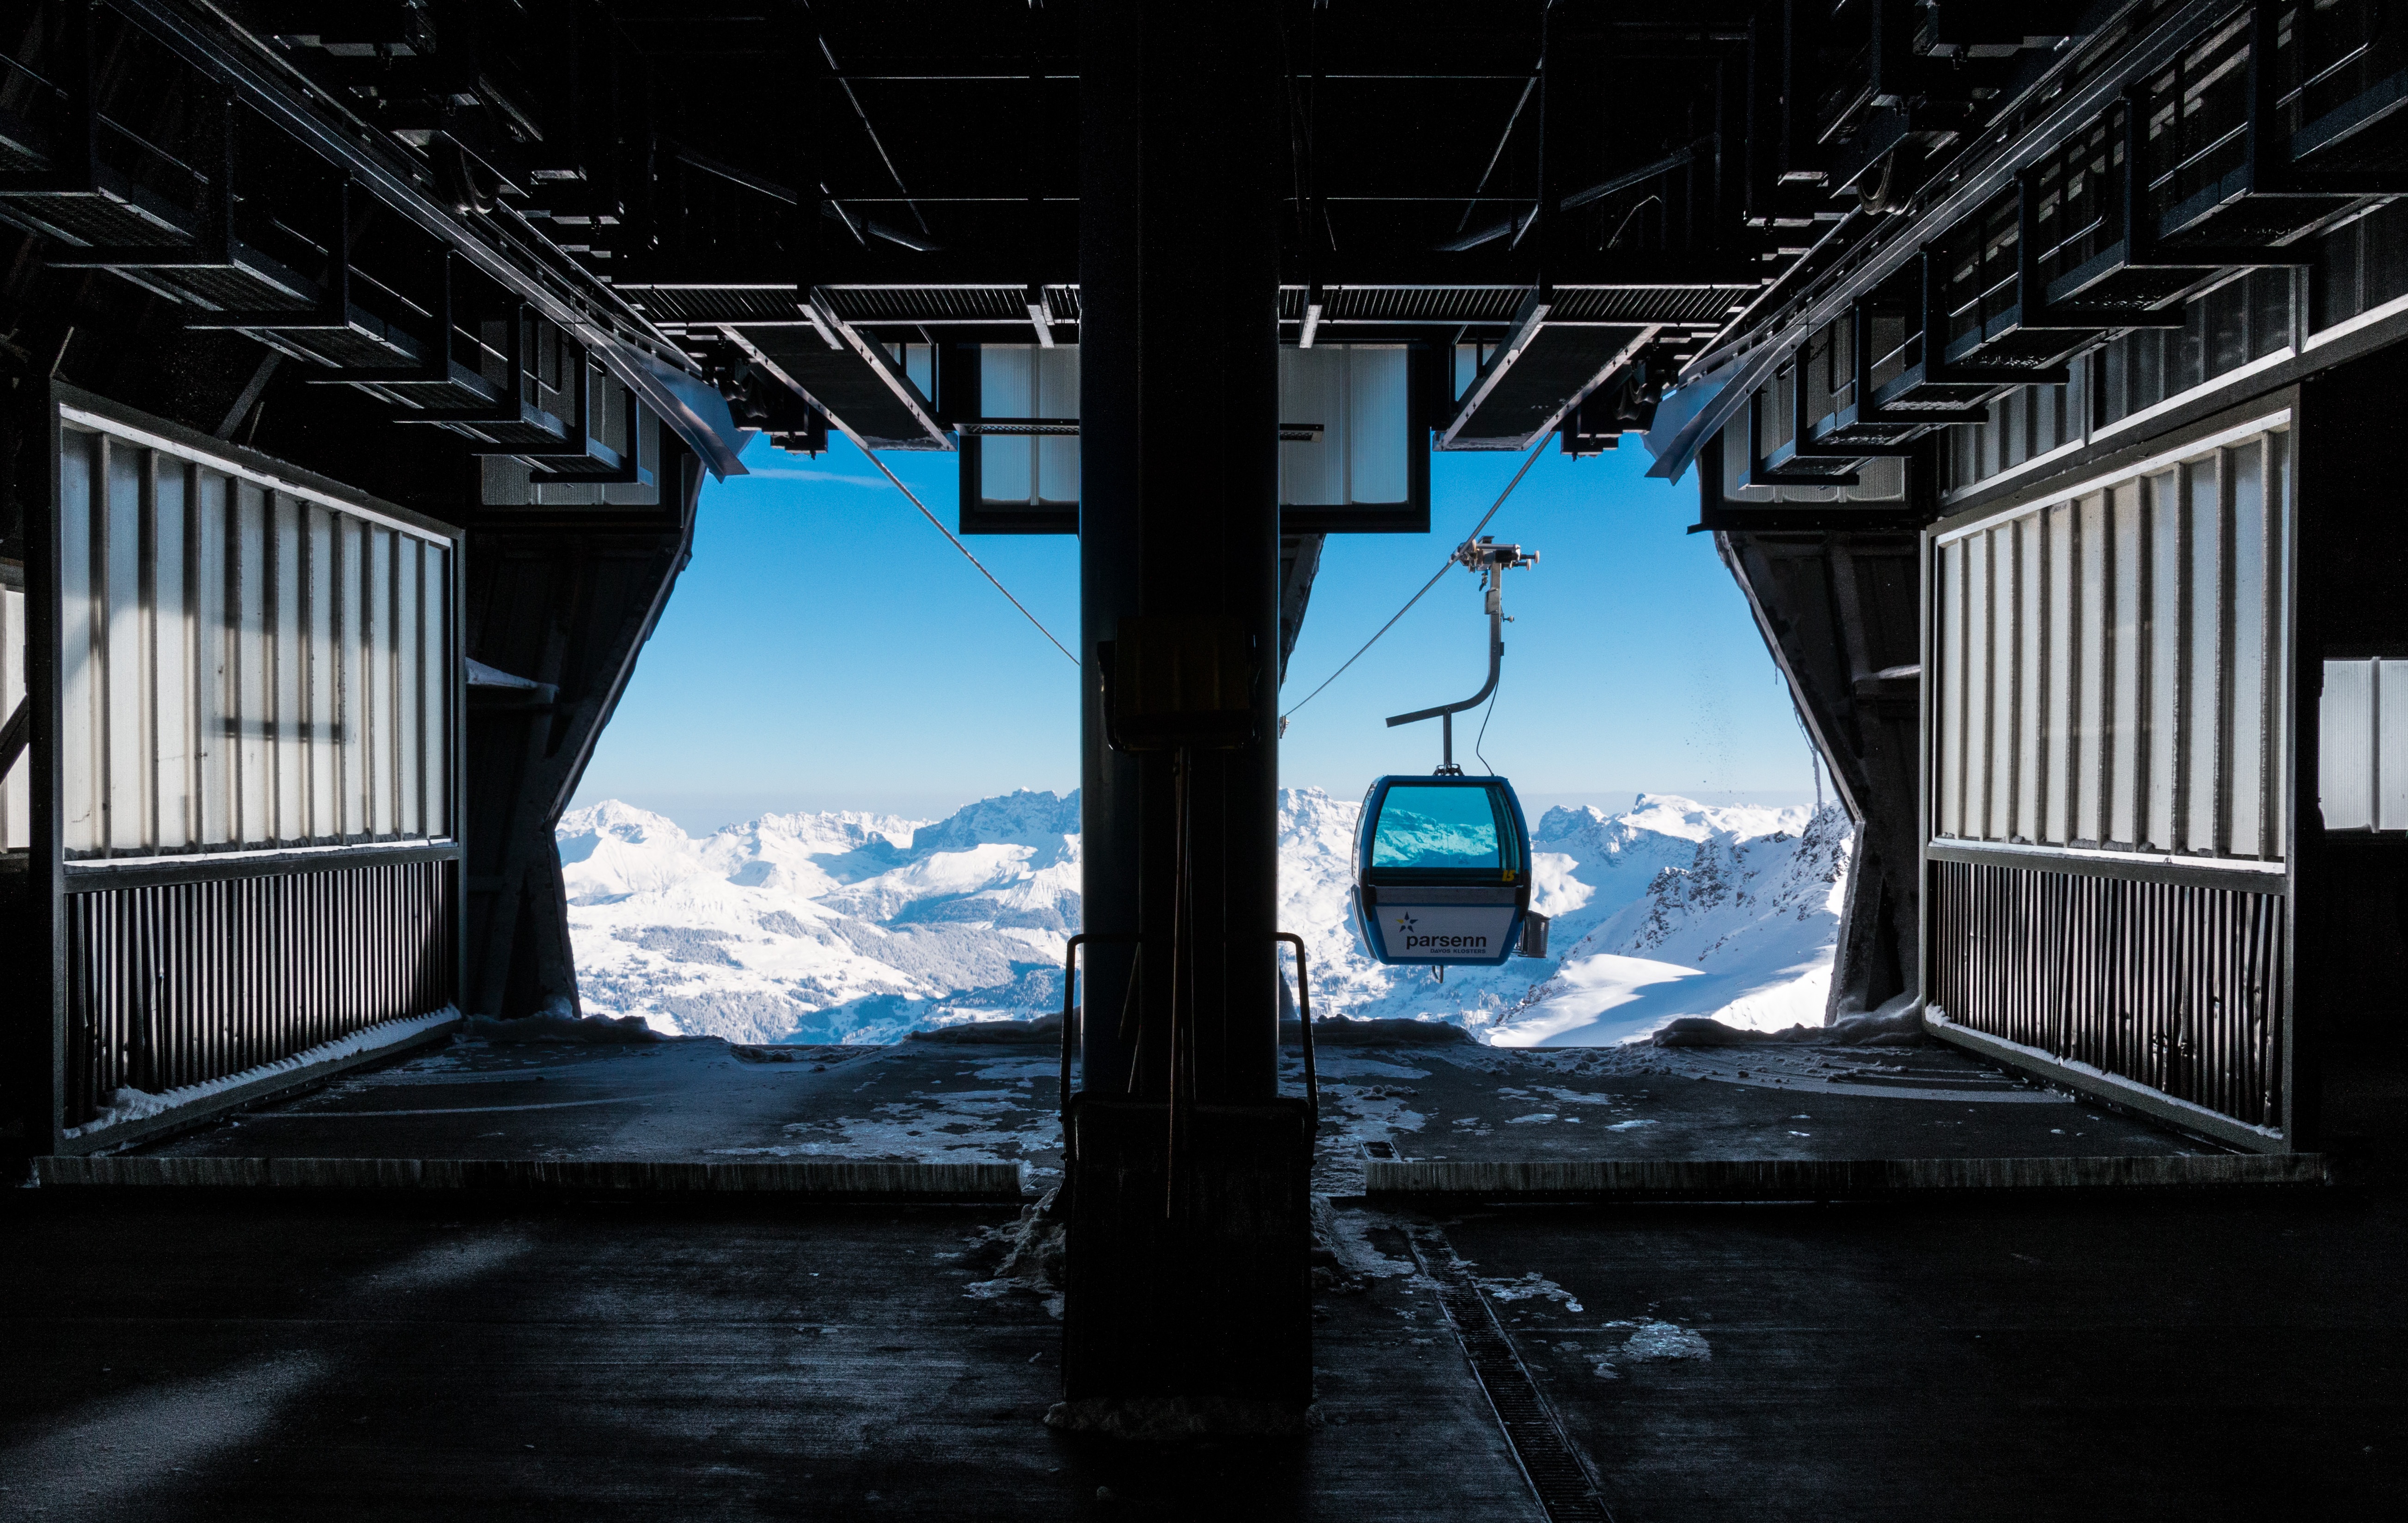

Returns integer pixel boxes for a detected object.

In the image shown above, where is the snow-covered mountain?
[558,788,1849,1046]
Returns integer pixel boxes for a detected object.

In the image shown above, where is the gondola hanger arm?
[1384,538,1537,774]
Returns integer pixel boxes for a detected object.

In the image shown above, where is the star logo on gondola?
[1394,913,1417,932]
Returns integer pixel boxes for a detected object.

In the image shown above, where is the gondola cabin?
[1351,775,1537,967]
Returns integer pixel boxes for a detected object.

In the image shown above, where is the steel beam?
[1652,0,2232,479]
[1438,285,1552,447]
[104,0,747,478]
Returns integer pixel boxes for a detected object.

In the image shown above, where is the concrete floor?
[0,1197,1539,1523]
[131,1028,2206,1198]
[2,1187,2397,1520]
[14,1031,2377,1519]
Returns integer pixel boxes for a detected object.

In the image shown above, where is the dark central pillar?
[1063,0,1306,1421]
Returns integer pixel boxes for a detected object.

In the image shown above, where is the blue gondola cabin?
[1350,775,1537,967]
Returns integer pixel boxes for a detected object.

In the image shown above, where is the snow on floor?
[63,1008,461,1141]
[707,1054,1064,1178]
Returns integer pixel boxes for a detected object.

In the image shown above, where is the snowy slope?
[558,788,1848,1046]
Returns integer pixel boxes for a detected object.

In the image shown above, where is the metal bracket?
[1385,538,1537,769]
[806,287,952,448]
[1438,283,1552,448]
[1849,301,1989,427]
[1920,249,2071,385]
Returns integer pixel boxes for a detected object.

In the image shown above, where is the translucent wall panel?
[1279,345,1410,507]
[2042,500,2077,844]
[979,344,1079,506]
[1932,427,2292,861]
[1,585,27,849]
[54,414,456,860]
[2073,490,2109,843]
[1938,539,1965,836]
[58,436,94,853]
[2319,658,2408,832]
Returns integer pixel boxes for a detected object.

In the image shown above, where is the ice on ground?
[1477,1271,1585,1314]
[1619,1321,1713,1361]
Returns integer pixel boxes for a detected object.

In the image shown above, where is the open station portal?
[0,4,2402,1517]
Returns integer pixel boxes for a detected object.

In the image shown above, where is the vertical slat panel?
[61,861,461,1126]
[2185,454,2225,852]
[194,470,231,846]
[1989,528,2018,841]
[59,430,98,854]
[370,526,396,838]
[341,516,371,840]
[1938,539,1964,836]
[232,479,270,843]
[396,539,421,838]
[274,492,307,842]
[2266,430,2291,849]
[2146,469,2183,852]
[423,546,450,837]
[305,502,336,842]
[104,437,146,852]
[153,460,192,850]
[2076,490,2109,844]
[1932,859,2281,1129]
[2109,480,2145,846]
[2044,501,2077,844]
[2017,512,2045,840]
[2228,439,2268,854]
[1967,531,1995,838]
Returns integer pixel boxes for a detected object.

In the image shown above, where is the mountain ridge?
[558,786,1849,1046]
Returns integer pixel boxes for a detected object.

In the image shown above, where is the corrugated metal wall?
[1932,859,2284,1128]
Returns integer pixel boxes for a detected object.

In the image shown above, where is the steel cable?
[861,448,1078,665]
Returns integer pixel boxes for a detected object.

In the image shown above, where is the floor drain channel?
[1405,1225,1611,1523]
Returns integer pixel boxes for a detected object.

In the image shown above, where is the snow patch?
[61,1008,460,1141]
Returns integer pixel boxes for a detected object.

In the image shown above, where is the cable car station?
[1,3,2403,1517]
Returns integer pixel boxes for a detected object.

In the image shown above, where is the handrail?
[1057,931,1140,1118]
[1275,932,1320,1123]
[1055,930,1319,1124]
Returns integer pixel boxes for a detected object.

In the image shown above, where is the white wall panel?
[53,413,457,860]
[1280,345,1411,507]
[1934,424,2293,863]
[1,586,28,849]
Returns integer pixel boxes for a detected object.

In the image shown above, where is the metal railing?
[64,855,456,1126]
[1931,856,2283,1128]
[1055,931,1319,1122]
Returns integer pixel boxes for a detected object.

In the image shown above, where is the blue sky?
[570,434,1819,833]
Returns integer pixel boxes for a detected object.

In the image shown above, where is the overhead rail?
[1655,0,2294,482]
[1685,0,2408,497]
[0,0,746,477]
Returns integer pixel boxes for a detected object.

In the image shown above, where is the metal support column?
[1065,0,1305,1417]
